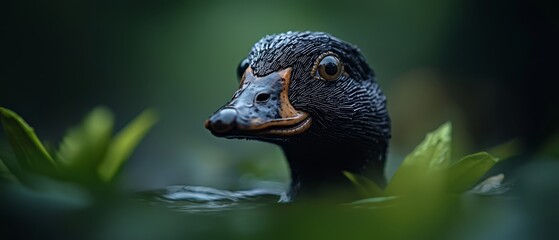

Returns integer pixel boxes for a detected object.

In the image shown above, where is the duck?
[205,31,391,201]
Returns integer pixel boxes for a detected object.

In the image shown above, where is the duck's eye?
[237,58,250,81]
[315,54,343,81]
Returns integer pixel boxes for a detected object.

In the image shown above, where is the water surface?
[139,185,285,213]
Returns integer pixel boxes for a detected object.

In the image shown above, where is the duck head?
[205,32,391,200]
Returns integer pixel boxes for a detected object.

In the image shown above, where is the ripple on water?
[138,185,285,213]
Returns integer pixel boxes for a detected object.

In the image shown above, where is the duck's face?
[206,32,390,144]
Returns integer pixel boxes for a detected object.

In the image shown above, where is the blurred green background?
[1,0,558,192]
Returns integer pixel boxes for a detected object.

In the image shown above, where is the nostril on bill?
[255,93,271,103]
[208,108,237,133]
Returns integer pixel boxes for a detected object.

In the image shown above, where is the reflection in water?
[139,185,285,213]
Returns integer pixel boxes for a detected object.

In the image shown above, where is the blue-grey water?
[139,185,285,213]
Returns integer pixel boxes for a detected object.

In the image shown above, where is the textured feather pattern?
[233,32,391,199]
[246,31,390,146]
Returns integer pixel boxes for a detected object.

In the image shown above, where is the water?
[138,185,285,213]
[137,173,514,214]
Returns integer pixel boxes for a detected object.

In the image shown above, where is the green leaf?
[0,157,19,183]
[0,107,58,178]
[385,122,452,196]
[487,138,521,161]
[343,171,384,197]
[0,151,24,181]
[57,107,114,176]
[348,196,399,209]
[98,109,158,182]
[446,152,499,193]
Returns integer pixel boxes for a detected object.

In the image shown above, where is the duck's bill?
[205,67,312,139]
[205,112,312,140]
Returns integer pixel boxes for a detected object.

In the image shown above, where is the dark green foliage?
[345,122,502,207]
[0,107,60,182]
[2,109,551,240]
[0,106,157,189]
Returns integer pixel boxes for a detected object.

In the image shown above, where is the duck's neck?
[280,141,386,201]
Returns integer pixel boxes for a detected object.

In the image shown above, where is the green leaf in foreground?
[385,122,452,195]
[0,157,19,183]
[98,109,158,182]
[57,107,114,174]
[343,171,384,197]
[446,152,499,193]
[0,107,58,178]
[487,138,521,161]
[349,196,399,209]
